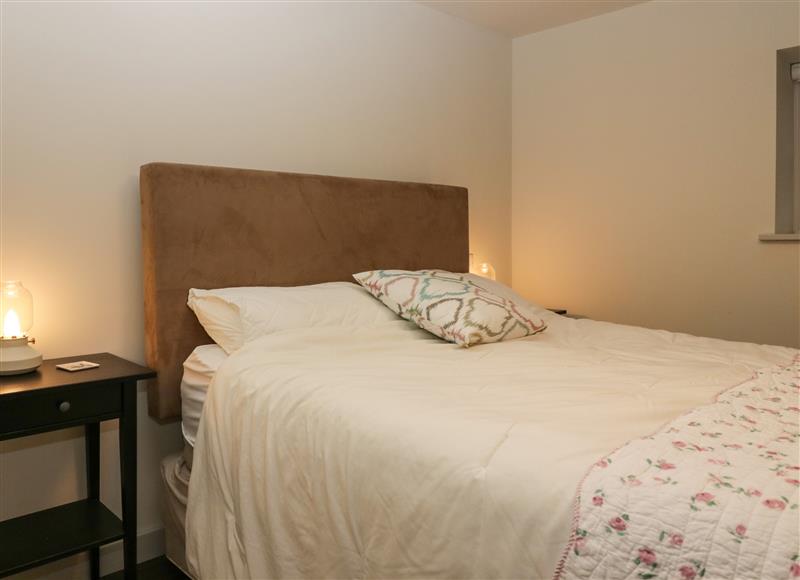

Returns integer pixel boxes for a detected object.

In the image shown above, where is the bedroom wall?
[0,3,510,577]
[512,0,800,348]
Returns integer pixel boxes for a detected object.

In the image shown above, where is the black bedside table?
[0,353,155,579]
[548,308,586,320]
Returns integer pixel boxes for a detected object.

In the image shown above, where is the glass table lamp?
[477,262,496,281]
[468,253,496,281]
[0,280,42,374]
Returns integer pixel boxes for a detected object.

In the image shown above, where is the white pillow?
[187,282,398,353]
[461,274,551,317]
[187,291,243,353]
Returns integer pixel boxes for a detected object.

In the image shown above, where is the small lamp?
[477,262,496,281]
[0,280,42,375]
[468,253,496,281]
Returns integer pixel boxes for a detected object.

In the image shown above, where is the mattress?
[184,313,795,579]
[161,449,191,575]
[180,344,227,448]
[161,345,224,579]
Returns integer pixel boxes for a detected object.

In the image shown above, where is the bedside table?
[547,308,586,320]
[0,353,155,579]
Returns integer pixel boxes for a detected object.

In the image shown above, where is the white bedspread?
[185,314,795,579]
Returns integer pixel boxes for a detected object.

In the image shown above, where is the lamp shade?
[1,281,34,338]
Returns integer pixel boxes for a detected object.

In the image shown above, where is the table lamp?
[468,253,496,281]
[478,262,496,281]
[0,280,42,374]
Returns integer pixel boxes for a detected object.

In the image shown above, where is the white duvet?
[185,314,795,579]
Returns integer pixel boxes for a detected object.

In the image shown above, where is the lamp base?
[0,336,42,375]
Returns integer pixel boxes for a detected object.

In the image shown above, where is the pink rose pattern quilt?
[557,359,800,580]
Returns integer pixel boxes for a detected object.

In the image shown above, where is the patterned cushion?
[353,270,547,347]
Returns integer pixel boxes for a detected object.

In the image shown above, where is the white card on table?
[56,361,100,372]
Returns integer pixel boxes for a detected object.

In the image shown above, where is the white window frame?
[761,45,800,242]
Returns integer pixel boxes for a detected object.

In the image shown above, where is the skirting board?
[8,525,164,579]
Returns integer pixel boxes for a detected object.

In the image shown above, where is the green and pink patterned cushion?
[353,270,547,347]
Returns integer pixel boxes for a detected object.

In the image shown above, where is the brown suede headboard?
[141,162,469,420]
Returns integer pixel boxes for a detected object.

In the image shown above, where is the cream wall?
[512,0,800,347]
[0,3,510,576]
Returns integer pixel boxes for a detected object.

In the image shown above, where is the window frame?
[762,45,800,241]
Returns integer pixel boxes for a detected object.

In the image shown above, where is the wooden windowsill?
[758,233,800,242]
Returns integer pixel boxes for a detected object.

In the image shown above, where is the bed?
[142,161,470,574]
[141,163,799,579]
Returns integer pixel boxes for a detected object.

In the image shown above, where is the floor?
[102,556,188,580]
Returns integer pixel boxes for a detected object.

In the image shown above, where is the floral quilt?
[556,359,800,580]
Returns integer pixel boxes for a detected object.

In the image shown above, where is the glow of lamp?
[3,309,22,338]
[478,262,496,281]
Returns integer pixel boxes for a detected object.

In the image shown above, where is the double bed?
[141,163,798,579]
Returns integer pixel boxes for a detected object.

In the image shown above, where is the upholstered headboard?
[140,162,469,420]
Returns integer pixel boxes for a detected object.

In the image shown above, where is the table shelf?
[0,499,124,577]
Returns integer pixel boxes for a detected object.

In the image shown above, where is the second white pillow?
[188,282,399,353]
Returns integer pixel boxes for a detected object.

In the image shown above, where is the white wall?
[0,3,510,576]
[512,0,800,348]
